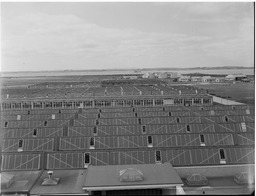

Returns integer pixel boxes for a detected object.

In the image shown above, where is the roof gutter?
[83,183,184,191]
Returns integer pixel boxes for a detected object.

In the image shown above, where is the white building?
[215,78,223,82]
[191,76,202,82]
[225,74,247,81]
[142,72,156,79]
[123,75,138,79]
[202,76,211,83]
[158,72,168,79]
[178,76,190,82]
[168,72,178,78]
[158,72,178,79]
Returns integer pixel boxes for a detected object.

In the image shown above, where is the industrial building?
[178,76,191,82]
[1,77,254,195]
[225,74,247,81]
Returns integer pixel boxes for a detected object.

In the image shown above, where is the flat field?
[0,75,122,87]
[192,83,255,104]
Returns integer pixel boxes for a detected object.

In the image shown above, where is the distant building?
[169,72,178,78]
[202,76,211,83]
[207,78,217,83]
[157,72,178,79]
[158,72,168,79]
[178,76,190,82]
[225,74,247,81]
[142,74,148,78]
[241,78,250,83]
[123,75,138,79]
[191,76,202,82]
[142,72,156,79]
[214,77,225,83]
[225,75,235,81]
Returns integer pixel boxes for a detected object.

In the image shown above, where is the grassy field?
[0,75,123,87]
[192,83,255,104]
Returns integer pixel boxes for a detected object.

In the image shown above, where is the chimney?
[42,171,60,186]
[7,94,9,99]
[48,171,53,179]
[179,90,181,95]
[195,90,198,94]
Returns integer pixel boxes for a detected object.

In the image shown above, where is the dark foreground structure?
[1,78,254,195]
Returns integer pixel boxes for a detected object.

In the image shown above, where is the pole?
[226,84,229,105]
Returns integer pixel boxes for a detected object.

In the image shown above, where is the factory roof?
[30,169,88,195]
[1,170,43,194]
[83,163,183,191]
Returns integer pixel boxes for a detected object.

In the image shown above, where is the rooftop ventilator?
[119,168,144,182]
[42,171,60,186]
[185,174,209,186]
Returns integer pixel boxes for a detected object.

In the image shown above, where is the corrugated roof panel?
[245,122,255,132]
[78,113,98,118]
[2,139,19,152]
[47,152,84,169]
[74,119,95,126]
[1,153,41,171]
[2,108,253,122]
[1,127,63,138]
[2,138,55,152]
[2,119,70,128]
[101,108,134,113]
[68,126,92,137]
[226,147,255,164]
[237,133,255,145]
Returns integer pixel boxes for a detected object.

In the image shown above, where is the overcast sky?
[1,2,254,72]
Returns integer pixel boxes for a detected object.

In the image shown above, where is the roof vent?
[119,168,143,182]
[234,172,254,185]
[246,109,250,114]
[185,174,208,186]
[42,171,60,186]
[1,173,14,189]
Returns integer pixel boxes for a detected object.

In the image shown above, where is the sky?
[1,2,254,72]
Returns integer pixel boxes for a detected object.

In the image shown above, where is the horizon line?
[1,66,254,73]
